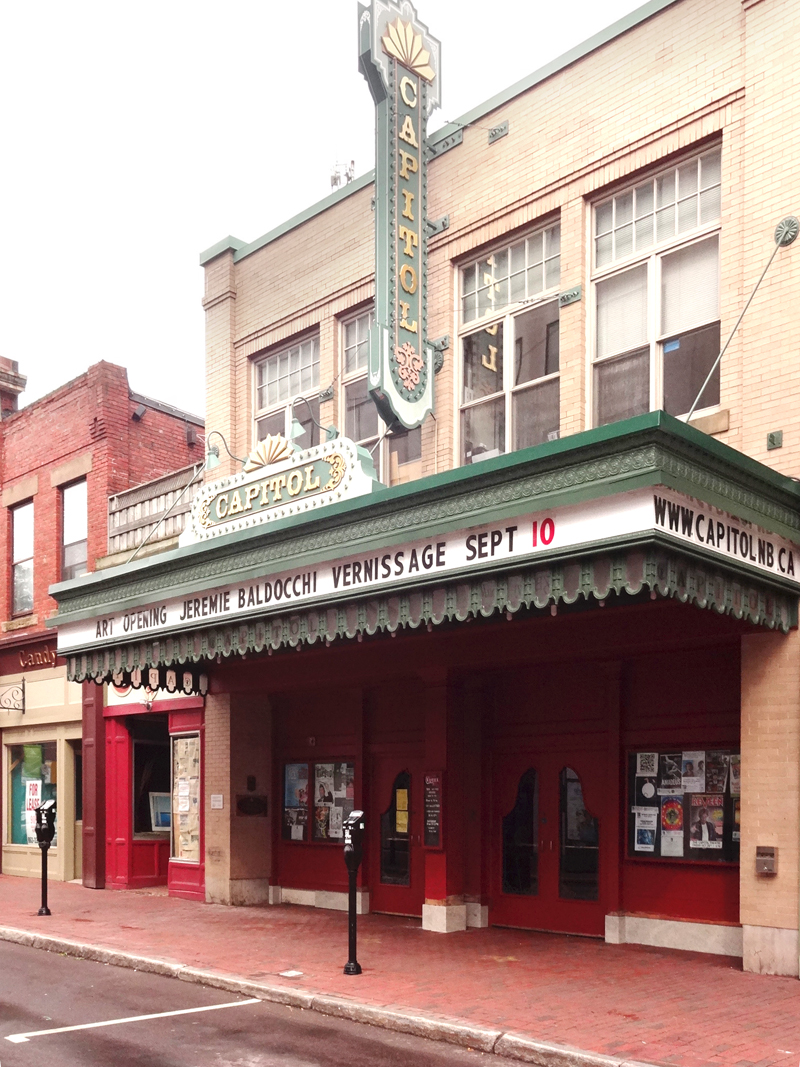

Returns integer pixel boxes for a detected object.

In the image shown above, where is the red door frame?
[369,754,425,916]
[491,744,609,936]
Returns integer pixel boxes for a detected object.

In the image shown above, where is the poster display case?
[171,734,201,862]
[282,760,355,843]
[627,749,740,863]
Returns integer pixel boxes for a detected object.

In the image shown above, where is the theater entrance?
[369,756,425,917]
[492,748,607,936]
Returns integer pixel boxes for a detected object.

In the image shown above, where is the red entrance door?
[369,757,424,916]
[491,747,607,936]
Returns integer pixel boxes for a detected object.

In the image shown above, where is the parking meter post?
[342,810,365,976]
[34,801,56,916]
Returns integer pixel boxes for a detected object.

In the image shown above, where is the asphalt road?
[0,941,506,1067]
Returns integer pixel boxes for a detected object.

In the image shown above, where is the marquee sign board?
[358,0,440,429]
[181,435,380,545]
[58,486,800,656]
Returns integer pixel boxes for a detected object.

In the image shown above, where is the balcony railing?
[107,463,203,558]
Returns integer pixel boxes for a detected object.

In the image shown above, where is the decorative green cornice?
[66,544,795,685]
[198,235,247,266]
[50,412,800,626]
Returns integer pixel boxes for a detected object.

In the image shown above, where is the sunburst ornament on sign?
[243,435,297,472]
[381,17,435,81]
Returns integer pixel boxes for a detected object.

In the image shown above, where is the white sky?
[0,0,650,421]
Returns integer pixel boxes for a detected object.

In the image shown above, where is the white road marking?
[4,998,261,1043]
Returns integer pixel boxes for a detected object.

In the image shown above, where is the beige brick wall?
[204,692,232,903]
[741,629,800,932]
[204,0,800,481]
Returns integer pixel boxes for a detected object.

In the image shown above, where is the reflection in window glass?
[12,501,34,615]
[461,397,505,464]
[559,767,598,901]
[380,771,410,886]
[514,379,560,450]
[62,480,88,580]
[502,769,538,895]
[462,323,504,403]
[594,348,650,427]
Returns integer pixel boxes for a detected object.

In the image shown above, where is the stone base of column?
[422,902,467,933]
[465,902,489,928]
[742,924,799,976]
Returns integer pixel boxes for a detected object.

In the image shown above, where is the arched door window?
[559,767,599,900]
[380,770,411,886]
[502,768,539,895]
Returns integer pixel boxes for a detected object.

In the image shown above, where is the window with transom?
[340,309,422,485]
[254,334,321,447]
[459,224,561,465]
[592,147,722,426]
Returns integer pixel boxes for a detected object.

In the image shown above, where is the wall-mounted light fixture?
[205,430,246,472]
[286,395,339,445]
[131,403,147,422]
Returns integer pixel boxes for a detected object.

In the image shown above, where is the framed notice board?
[627,749,740,863]
[424,770,443,849]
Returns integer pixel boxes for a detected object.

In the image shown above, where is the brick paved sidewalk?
[0,874,796,1067]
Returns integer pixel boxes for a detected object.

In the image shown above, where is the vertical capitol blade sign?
[359,1,441,429]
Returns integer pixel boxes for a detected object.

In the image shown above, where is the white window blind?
[596,265,647,360]
[661,237,719,337]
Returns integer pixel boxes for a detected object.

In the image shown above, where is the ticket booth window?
[502,768,539,895]
[380,771,411,886]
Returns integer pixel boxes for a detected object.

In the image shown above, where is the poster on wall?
[312,761,354,841]
[634,809,658,852]
[660,796,684,857]
[705,752,729,794]
[681,751,705,793]
[171,735,201,862]
[24,779,41,845]
[634,775,659,807]
[283,763,309,841]
[636,753,658,777]
[689,795,724,849]
[729,755,741,796]
[732,798,741,842]
[657,753,682,795]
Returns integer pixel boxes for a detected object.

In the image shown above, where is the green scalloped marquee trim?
[68,546,795,686]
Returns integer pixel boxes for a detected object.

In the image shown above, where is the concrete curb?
[0,925,661,1067]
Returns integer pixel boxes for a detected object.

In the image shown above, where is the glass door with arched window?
[492,750,605,936]
[369,757,424,916]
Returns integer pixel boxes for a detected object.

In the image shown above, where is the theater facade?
[51,0,800,978]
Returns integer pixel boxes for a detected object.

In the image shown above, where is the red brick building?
[0,359,202,883]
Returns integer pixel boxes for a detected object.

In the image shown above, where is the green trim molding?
[67,544,795,686]
[50,413,800,634]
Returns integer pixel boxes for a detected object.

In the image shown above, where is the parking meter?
[35,800,57,847]
[35,800,56,916]
[342,810,365,975]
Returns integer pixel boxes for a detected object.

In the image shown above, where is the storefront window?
[380,770,410,885]
[559,767,599,900]
[627,749,740,862]
[171,734,201,862]
[502,768,538,895]
[131,718,170,835]
[8,742,57,845]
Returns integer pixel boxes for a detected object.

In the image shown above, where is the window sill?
[3,614,38,633]
[687,408,729,436]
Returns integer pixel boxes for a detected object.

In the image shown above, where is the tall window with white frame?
[340,309,422,484]
[592,146,722,426]
[62,480,88,581]
[11,501,34,616]
[459,224,561,465]
[254,334,321,447]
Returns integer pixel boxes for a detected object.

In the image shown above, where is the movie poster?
[729,755,741,796]
[312,761,355,841]
[284,763,309,841]
[660,796,684,857]
[657,753,682,795]
[682,751,705,793]
[689,794,723,849]
[634,809,658,852]
[705,751,729,794]
[732,798,741,842]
